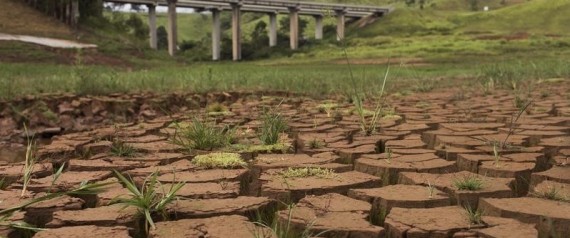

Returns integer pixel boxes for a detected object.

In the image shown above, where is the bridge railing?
[107,0,392,14]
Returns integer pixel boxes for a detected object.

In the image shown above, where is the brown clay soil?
[0,81,569,237]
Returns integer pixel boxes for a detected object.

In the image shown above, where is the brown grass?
[0,0,73,38]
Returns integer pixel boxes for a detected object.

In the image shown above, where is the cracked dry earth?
[1,85,569,238]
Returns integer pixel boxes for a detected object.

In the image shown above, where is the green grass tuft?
[536,186,568,202]
[307,139,326,149]
[111,170,184,235]
[259,112,288,145]
[110,139,137,157]
[279,167,337,179]
[453,175,484,191]
[251,203,328,238]
[171,119,235,151]
[369,207,388,226]
[192,153,247,169]
[205,102,232,116]
[464,205,484,225]
[21,124,38,198]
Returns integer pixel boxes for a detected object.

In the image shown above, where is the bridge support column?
[314,15,323,40]
[231,3,242,61]
[336,10,346,41]
[212,8,221,61]
[268,12,277,47]
[147,4,157,50]
[289,7,299,50]
[167,0,178,56]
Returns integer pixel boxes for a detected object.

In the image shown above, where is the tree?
[131,4,144,12]
[79,0,104,21]
[279,16,309,38]
[323,25,337,39]
[157,26,168,50]
[470,0,479,11]
[251,21,268,48]
[125,14,149,40]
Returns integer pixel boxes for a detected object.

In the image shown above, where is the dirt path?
[0,33,96,49]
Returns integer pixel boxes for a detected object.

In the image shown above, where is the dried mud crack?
[1,86,569,237]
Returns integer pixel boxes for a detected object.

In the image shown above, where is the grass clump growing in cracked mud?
[112,170,184,235]
[279,167,337,179]
[464,205,484,225]
[307,138,326,149]
[192,153,247,169]
[171,118,235,151]
[110,139,137,157]
[259,111,288,145]
[535,186,569,202]
[453,175,484,191]
[205,102,232,116]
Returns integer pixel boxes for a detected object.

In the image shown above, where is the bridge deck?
[106,0,392,17]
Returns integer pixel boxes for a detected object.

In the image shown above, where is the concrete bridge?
[36,0,390,60]
[107,0,392,60]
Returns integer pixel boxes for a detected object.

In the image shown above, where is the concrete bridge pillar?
[336,10,346,41]
[211,8,222,61]
[231,3,242,61]
[167,0,178,56]
[314,15,323,40]
[147,4,157,50]
[268,12,277,47]
[289,7,300,50]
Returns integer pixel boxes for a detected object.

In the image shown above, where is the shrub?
[124,13,149,40]
[157,26,168,50]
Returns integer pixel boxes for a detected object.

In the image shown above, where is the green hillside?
[352,0,570,37]
[459,0,570,33]
[312,0,526,10]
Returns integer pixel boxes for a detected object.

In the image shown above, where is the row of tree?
[24,0,104,25]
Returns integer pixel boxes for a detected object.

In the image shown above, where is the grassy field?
[1,54,568,101]
[1,0,569,100]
